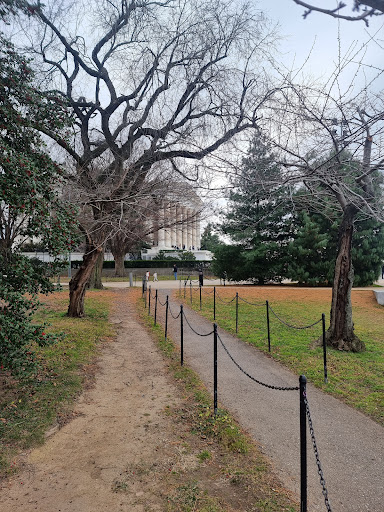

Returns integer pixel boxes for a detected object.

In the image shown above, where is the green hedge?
[70,259,210,269]
[123,259,202,269]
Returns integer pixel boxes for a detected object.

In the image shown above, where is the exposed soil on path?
[0,289,297,512]
[1,290,181,511]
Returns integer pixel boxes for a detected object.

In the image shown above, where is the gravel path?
[152,287,384,512]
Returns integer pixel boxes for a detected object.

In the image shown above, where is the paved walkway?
[148,286,384,512]
[102,277,384,291]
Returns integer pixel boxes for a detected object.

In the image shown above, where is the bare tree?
[262,81,384,351]
[292,1,384,25]
[15,0,281,316]
[107,175,206,276]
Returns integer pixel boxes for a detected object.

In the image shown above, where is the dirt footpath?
[0,291,184,512]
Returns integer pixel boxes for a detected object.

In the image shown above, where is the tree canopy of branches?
[292,0,384,25]
[0,31,77,375]
[14,0,280,316]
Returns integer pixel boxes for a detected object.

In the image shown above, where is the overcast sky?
[259,1,383,92]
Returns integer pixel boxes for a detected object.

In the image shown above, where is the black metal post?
[266,300,271,352]
[199,285,202,310]
[144,285,147,308]
[184,281,186,299]
[190,282,192,304]
[180,305,184,366]
[214,323,218,415]
[165,295,169,339]
[213,286,216,320]
[322,313,328,384]
[148,286,151,315]
[235,292,239,333]
[299,375,307,512]
[154,290,158,326]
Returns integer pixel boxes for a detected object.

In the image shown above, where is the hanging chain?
[304,395,332,512]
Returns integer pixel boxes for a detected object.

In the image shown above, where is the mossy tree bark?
[326,204,365,352]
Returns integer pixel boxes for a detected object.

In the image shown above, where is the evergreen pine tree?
[287,211,334,285]
[200,223,222,252]
[287,209,384,286]
[349,216,384,286]
[218,135,292,283]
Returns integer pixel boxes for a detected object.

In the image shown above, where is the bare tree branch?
[292,0,383,25]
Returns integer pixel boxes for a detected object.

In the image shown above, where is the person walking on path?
[173,264,178,280]
[153,272,158,282]
[199,269,204,287]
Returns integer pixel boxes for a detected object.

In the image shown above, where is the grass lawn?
[0,290,115,477]
[177,286,384,426]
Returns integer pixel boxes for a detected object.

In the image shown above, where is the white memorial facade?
[141,190,211,261]
[150,204,201,250]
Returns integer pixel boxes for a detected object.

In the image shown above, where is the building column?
[164,203,171,248]
[171,203,177,247]
[176,205,182,249]
[153,212,159,246]
[187,208,193,250]
[157,204,165,248]
[146,218,154,246]
[181,207,187,250]
[196,212,201,249]
[192,210,198,250]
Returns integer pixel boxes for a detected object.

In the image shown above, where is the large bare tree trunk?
[113,250,126,277]
[110,233,128,277]
[89,249,104,289]
[326,204,365,352]
[68,243,102,317]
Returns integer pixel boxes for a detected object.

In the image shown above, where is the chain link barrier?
[217,333,299,391]
[146,293,333,511]
[168,302,181,320]
[157,296,168,307]
[304,394,333,512]
[187,284,322,330]
[182,310,214,337]
[215,290,236,305]
[202,288,215,295]
[146,290,332,511]
[238,295,266,306]
[268,304,322,330]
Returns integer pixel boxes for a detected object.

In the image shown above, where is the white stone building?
[141,188,212,261]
